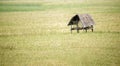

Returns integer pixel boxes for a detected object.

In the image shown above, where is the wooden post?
[76,24,79,33]
[92,29,93,32]
[91,25,93,32]
[85,29,87,32]
[71,25,72,34]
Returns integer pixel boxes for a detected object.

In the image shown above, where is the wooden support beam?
[91,25,93,32]
[92,29,93,32]
[76,24,79,33]
[85,29,87,32]
[71,25,72,34]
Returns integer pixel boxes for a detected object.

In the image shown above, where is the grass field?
[0,0,120,66]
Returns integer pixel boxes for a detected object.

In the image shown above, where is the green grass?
[0,1,120,13]
[0,0,120,66]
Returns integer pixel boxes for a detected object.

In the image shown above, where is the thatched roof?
[68,14,95,28]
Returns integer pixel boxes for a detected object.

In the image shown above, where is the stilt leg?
[85,29,87,32]
[91,25,93,32]
[92,29,93,32]
[71,25,72,34]
[76,24,79,33]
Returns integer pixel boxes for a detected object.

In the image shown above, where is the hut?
[68,14,95,33]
